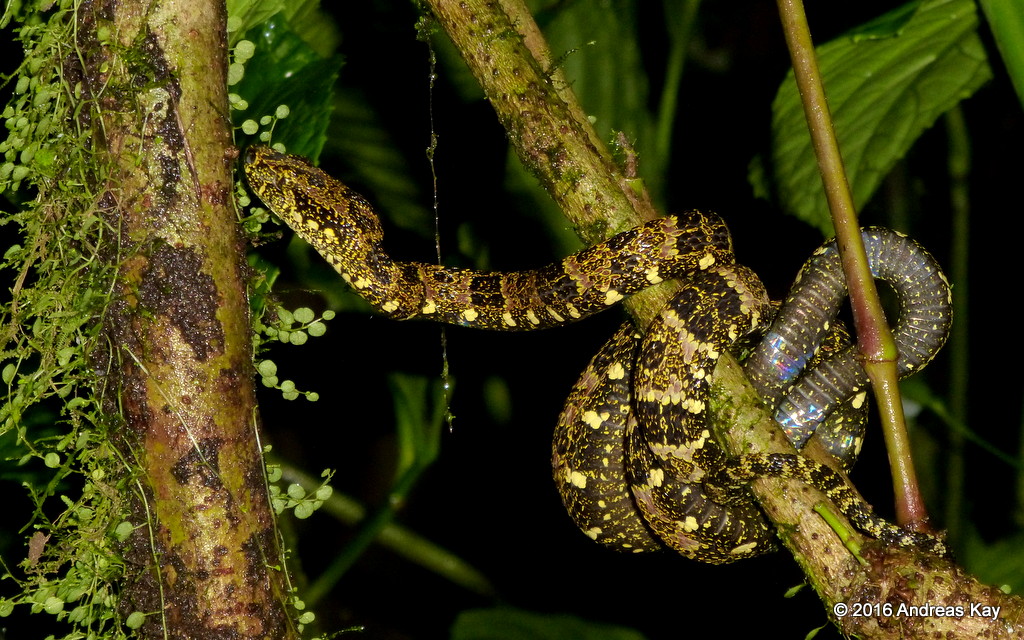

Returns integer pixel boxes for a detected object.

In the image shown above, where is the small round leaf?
[126,611,146,629]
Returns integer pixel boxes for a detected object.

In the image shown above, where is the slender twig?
[775,0,933,531]
[654,0,701,167]
[944,106,970,545]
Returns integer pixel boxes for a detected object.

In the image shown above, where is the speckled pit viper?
[243,146,951,563]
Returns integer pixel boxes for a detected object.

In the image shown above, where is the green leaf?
[772,0,991,233]
[266,465,283,482]
[257,359,277,377]
[390,374,442,477]
[962,529,1024,594]
[234,39,256,63]
[227,0,286,46]
[125,610,146,629]
[56,346,75,367]
[113,521,134,542]
[848,1,919,40]
[232,13,342,160]
[977,0,1024,109]
[228,0,338,52]
[306,320,326,337]
[42,596,63,614]
[451,608,648,640]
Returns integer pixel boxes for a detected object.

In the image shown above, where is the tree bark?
[78,0,297,636]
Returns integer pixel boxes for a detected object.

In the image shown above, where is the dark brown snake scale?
[244,146,952,563]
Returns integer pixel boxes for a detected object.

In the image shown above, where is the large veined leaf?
[227,0,338,54]
[231,13,341,160]
[772,0,991,234]
[978,0,1024,109]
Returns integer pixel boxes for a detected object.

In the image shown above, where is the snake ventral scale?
[243,146,951,564]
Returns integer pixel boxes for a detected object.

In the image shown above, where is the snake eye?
[243,146,258,165]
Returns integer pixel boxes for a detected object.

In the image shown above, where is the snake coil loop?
[244,146,952,563]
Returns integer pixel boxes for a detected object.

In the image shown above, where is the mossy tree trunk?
[76,0,296,636]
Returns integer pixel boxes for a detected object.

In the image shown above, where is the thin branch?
[944,106,970,546]
[775,0,932,530]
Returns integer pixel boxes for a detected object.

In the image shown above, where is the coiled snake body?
[244,146,951,563]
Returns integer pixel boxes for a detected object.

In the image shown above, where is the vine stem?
[775,0,933,532]
[943,105,970,547]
